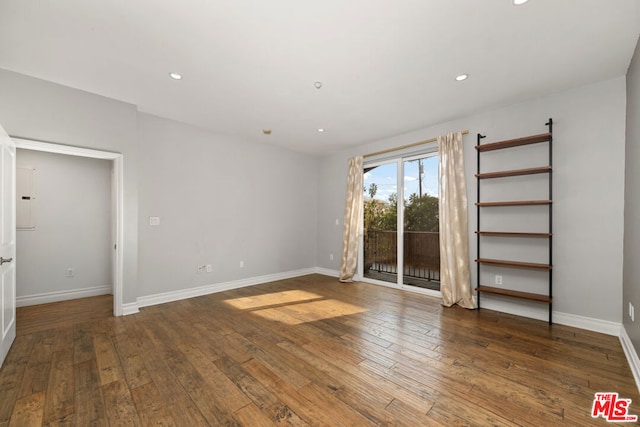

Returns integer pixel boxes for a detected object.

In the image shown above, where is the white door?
[0,123,16,368]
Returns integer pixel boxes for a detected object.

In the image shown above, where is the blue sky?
[363,156,439,202]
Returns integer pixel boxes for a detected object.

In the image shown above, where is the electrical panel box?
[17,166,36,230]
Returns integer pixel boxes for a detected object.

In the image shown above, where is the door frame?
[12,138,124,316]
[359,151,441,298]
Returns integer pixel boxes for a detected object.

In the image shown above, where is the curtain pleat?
[339,156,364,282]
[438,132,476,308]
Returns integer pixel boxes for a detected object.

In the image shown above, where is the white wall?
[16,149,112,303]
[0,68,139,304]
[0,66,628,325]
[317,76,627,324]
[0,68,320,309]
[624,37,640,351]
[0,69,320,308]
[137,113,318,298]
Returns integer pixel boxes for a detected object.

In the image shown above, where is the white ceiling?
[0,1,638,155]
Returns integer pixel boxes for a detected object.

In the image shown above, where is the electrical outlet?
[630,302,635,322]
[197,265,206,273]
[206,264,212,273]
[330,253,334,261]
[66,268,74,278]
[240,261,244,268]
[495,275,502,285]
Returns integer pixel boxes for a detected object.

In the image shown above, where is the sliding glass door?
[363,162,398,285]
[402,155,440,290]
[362,152,440,293]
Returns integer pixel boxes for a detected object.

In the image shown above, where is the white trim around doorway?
[12,138,124,316]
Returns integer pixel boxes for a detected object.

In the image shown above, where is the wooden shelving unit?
[475,258,552,270]
[475,166,551,179]
[475,200,551,207]
[475,231,551,238]
[475,120,553,324]
[474,286,552,303]
[475,133,552,152]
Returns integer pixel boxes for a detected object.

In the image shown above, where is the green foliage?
[367,183,378,198]
[379,193,397,230]
[404,194,439,232]
[364,198,386,230]
[363,191,438,232]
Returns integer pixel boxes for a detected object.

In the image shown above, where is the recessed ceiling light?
[314,81,323,89]
[513,0,529,5]
[169,72,182,80]
[455,74,469,81]
[317,128,325,132]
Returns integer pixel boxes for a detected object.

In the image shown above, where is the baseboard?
[479,298,622,336]
[620,326,640,393]
[554,311,622,336]
[16,285,112,307]
[314,267,339,278]
[135,268,316,309]
[121,302,140,316]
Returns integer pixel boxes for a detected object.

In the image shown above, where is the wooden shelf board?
[475,285,552,303]
[476,231,552,237]
[476,133,552,152]
[475,200,551,207]
[475,166,552,179]
[475,258,552,270]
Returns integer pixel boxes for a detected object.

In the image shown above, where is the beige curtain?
[438,132,476,308]
[339,156,364,282]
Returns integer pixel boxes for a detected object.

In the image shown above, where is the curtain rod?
[363,130,469,158]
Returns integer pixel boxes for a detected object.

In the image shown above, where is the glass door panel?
[402,155,440,291]
[363,162,398,284]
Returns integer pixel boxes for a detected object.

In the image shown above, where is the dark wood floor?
[1,274,638,426]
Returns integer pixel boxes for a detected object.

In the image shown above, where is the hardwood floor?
[16,294,114,336]
[1,274,638,426]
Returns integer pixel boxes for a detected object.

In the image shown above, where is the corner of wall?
[621,325,640,393]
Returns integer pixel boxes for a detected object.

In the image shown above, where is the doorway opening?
[13,138,123,316]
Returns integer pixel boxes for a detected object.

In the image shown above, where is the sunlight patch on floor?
[224,290,367,324]
[223,290,323,310]
[253,299,367,325]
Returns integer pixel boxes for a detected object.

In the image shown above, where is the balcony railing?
[364,229,440,287]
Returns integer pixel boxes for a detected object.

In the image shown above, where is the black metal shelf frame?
[475,119,553,324]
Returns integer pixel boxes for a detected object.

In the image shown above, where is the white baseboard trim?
[17,285,112,307]
[314,267,339,278]
[479,298,622,336]
[554,311,622,336]
[479,298,549,323]
[135,268,316,310]
[121,302,140,316]
[620,326,640,393]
